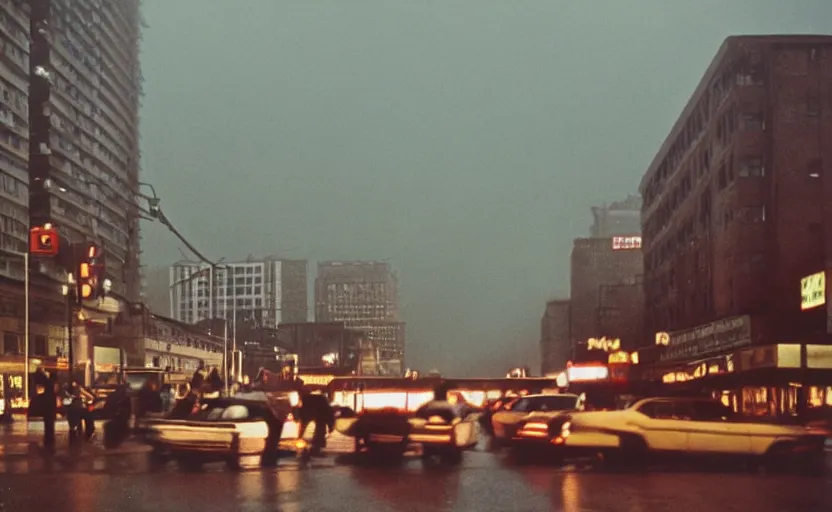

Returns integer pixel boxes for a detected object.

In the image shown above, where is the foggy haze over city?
[138,0,829,376]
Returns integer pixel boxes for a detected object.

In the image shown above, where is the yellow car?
[491,393,583,448]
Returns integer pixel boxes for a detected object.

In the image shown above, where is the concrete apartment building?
[0,1,143,375]
[170,258,308,328]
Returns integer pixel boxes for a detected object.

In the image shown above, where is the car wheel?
[441,449,463,466]
[604,434,649,472]
[761,443,791,474]
[796,452,827,477]
[149,447,170,467]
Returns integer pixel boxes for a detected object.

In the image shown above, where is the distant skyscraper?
[590,195,642,238]
[540,299,570,375]
[170,258,308,328]
[315,261,405,376]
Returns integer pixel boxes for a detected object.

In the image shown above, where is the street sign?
[801,271,825,311]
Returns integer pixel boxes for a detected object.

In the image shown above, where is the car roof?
[632,397,721,407]
[520,393,580,399]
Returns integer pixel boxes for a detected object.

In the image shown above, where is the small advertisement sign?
[801,271,825,311]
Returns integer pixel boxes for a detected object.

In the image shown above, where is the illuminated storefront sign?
[801,271,825,311]
[587,337,621,352]
[607,351,631,364]
[659,315,751,362]
[612,236,642,250]
[567,365,609,382]
[297,374,335,386]
[655,332,669,346]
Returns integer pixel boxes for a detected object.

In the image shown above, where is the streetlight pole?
[223,317,229,396]
[23,252,29,403]
[216,264,237,383]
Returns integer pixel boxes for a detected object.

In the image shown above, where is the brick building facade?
[641,35,832,344]
[637,36,832,421]
[570,237,644,362]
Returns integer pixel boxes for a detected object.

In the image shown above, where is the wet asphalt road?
[1,450,830,512]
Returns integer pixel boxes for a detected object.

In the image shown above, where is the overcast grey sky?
[138,0,830,376]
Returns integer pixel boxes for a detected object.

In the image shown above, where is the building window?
[3,333,18,354]
[808,159,822,179]
[749,253,766,272]
[740,113,763,131]
[738,205,766,223]
[34,335,47,356]
[738,158,764,178]
[807,91,820,117]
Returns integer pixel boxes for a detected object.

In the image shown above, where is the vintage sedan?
[491,393,583,446]
[139,391,305,470]
[562,397,829,473]
[409,401,480,465]
[335,402,480,464]
[337,407,413,457]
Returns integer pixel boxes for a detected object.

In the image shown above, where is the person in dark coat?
[103,384,132,449]
[29,369,57,451]
[136,379,163,419]
[67,380,96,441]
[207,368,224,394]
[170,373,203,418]
[298,387,335,456]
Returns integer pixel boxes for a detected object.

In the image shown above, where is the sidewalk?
[0,415,150,459]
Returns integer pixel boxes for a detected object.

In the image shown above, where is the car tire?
[797,452,827,477]
[764,443,826,476]
[149,447,170,467]
[603,434,649,472]
[761,442,791,474]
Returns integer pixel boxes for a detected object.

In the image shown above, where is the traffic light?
[76,242,105,302]
[29,225,60,256]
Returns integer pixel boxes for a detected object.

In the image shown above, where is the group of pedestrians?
[24,365,340,458]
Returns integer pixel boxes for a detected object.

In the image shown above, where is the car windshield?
[193,403,251,421]
[512,395,579,413]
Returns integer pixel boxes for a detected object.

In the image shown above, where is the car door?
[630,400,691,452]
[491,398,529,440]
[684,400,752,455]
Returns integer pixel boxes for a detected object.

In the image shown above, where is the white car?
[563,397,828,473]
[140,391,306,470]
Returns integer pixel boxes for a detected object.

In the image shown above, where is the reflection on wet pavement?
[0,451,829,512]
